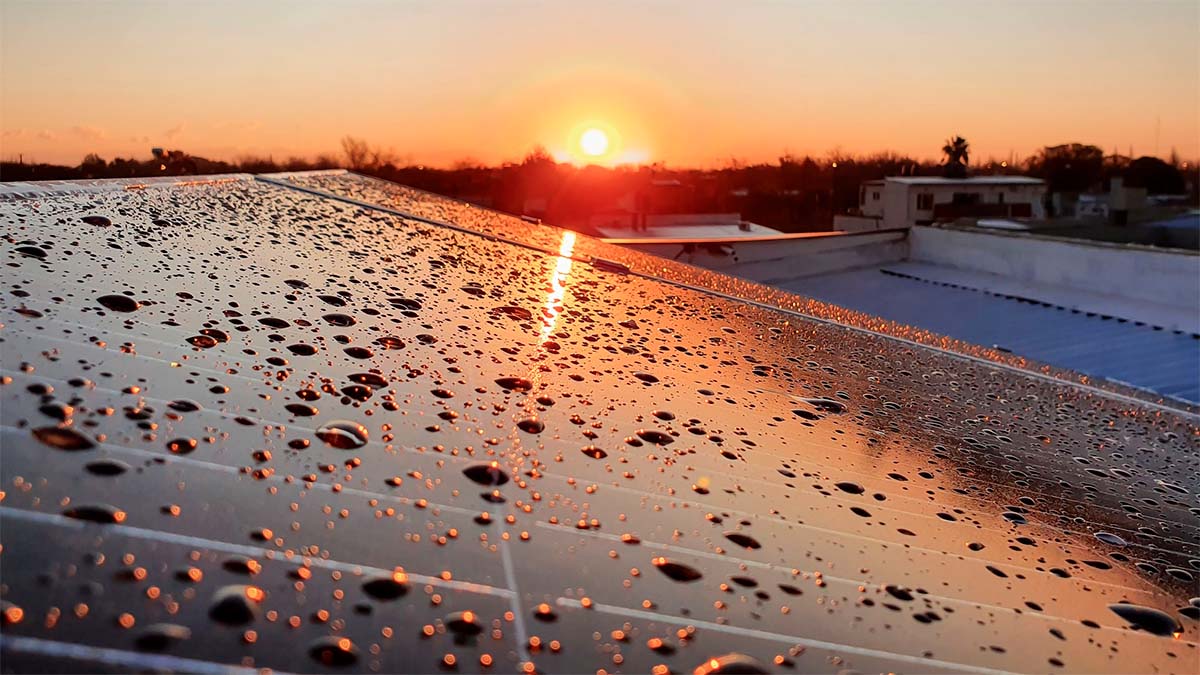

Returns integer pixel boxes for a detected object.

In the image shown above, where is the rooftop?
[1,171,1196,674]
[883,176,1045,186]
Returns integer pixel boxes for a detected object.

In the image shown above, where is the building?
[836,176,1046,231]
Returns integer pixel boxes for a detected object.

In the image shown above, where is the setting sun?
[579,128,609,157]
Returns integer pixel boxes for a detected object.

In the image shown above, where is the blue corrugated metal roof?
[785,265,1200,403]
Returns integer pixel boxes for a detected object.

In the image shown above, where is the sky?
[2,0,1198,168]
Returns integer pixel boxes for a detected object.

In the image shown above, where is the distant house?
[837,176,1046,231]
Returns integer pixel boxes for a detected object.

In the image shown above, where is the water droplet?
[167,399,201,413]
[166,438,198,455]
[723,532,761,550]
[636,429,674,445]
[32,426,94,451]
[463,462,509,486]
[14,245,46,259]
[1108,603,1182,637]
[62,503,126,524]
[444,610,483,636]
[309,636,359,666]
[693,653,768,675]
[96,294,140,312]
[494,306,532,320]
[85,459,130,476]
[581,446,608,460]
[517,418,544,434]
[835,481,865,494]
[533,603,558,621]
[209,585,263,625]
[315,421,369,449]
[286,403,319,417]
[1095,532,1127,546]
[362,572,409,600]
[187,335,218,349]
[798,397,846,413]
[135,623,191,651]
[375,336,405,350]
[652,557,702,582]
[495,377,533,392]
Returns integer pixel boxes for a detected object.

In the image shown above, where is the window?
[872,191,880,200]
[997,192,1005,204]
[916,193,934,210]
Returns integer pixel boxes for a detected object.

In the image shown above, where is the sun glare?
[579,128,609,157]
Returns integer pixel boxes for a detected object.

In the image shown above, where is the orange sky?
[2,0,1198,167]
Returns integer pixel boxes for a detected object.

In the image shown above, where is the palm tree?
[941,136,970,178]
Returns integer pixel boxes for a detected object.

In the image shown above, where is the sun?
[579,128,609,157]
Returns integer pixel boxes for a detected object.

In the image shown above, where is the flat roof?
[886,176,1044,186]
[1,171,1195,674]
[784,260,1200,403]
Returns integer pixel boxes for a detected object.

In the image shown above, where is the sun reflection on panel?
[540,231,576,344]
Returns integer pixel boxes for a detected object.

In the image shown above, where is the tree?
[80,153,107,178]
[341,136,372,171]
[1026,143,1104,193]
[941,136,970,178]
[1124,156,1185,195]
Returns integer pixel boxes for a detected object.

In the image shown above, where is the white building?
[837,176,1046,231]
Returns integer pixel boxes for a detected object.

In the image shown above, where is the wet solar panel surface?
[0,173,1197,674]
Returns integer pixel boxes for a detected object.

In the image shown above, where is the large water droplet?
[1108,603,1182,637]
[444,610,483,636]
[32,426,94,451]
[652,557,702,582]
[62,503,126,524]
[316,421,369,449]
[209,585,263,625]
[309,636,359,666]
[723,532,761,550]
[463,462,509,486]
[692,653,768,674]
[96,294,140,312]
[135,623,192,651]
[495,377,532,392]
[362,571,409,600]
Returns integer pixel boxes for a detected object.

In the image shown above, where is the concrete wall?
[882,182,911,229]
[833,215,885,232]
[910,226,1200,316]
[618,230,908,285]
[588,212,742,229]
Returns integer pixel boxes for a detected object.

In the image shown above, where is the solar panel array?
[0,173,1196,674]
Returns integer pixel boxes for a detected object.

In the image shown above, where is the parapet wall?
[613,229,909,285]
[909,226,1200,315]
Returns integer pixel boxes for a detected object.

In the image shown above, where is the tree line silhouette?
[1,136,1193,232]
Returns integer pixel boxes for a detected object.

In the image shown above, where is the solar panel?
[1,174,1196,674]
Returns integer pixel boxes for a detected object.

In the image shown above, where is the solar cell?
[0,175,1195,673]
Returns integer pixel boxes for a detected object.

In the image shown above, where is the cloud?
[2,128,27,139]
[35,129,57,141]
[70,125,108,141]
